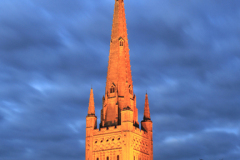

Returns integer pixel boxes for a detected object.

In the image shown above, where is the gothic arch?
[119,37,124,46]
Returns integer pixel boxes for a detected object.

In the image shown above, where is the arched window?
[110,87,115,93]
[97,158,99,160]
[120,41,123,46]
[107,157,109,160]
[117,155,119,160]
[119,37,124,46]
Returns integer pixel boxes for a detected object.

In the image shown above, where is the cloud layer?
[0,0,240,160]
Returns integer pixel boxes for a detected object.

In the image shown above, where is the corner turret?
[86,88,97,160]
[86,88,97,129]
[143,93,151,121]
[141,93,152,131]
[87,88,96,116]
[141,93,153,160]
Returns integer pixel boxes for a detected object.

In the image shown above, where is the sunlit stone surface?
[85,0,153,160]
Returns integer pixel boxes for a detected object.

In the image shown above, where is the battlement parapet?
[93,125,122,135]
[132,126,148,138]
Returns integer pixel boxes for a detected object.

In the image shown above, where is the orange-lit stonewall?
[86,0,153,160]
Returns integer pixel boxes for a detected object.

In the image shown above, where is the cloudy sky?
[0,0,240,160]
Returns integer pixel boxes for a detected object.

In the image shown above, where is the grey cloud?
[0,0,240,160]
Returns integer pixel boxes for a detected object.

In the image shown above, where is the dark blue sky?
[0,0,240,160]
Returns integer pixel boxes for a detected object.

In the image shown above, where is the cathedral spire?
[100,0,137,127]
[87,88,95,116]
[86,1,153,159]
[143,93,151,121]
[106,0,132,97]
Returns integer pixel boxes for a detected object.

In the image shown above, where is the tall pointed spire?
[143,93,151,121]
[88,88,95,116]
[106,0,132,97]
[100,0,138,127]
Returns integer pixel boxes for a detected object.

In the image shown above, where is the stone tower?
[85,0,153,160]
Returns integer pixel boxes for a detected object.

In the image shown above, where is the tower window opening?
[107,157,109,160]
[110,87,115,93]
[119,37,124,46]
[117,155,119,160]
[120,41,123,46]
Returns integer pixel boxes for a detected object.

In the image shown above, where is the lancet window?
[120,41,123,46]
[110,83,116,93]
[119,37,124,46]
[110,87,115,93]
